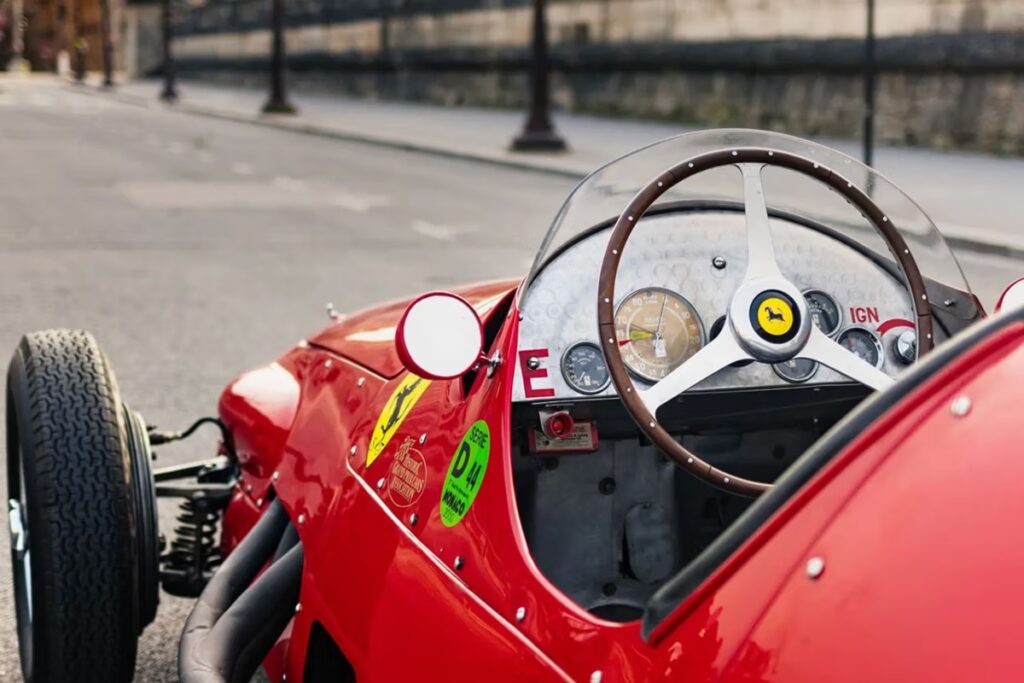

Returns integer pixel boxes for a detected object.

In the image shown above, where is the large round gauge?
[614,288,705,383]
[561,342,611,395]
[837,326,884,369]
[773,357,818,383]
[804,290,842,337]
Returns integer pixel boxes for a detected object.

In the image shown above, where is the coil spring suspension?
[161,494,225,598]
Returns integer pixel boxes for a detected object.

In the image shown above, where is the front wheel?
[7,330,156,683]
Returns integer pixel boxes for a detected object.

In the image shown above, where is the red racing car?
[7,130,1024,683]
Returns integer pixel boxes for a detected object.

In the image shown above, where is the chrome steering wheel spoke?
[740,163,784,282]
[639,331,746,413]
[801,326,895,391]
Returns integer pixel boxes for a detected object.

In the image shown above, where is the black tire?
[123,404,160,629]
[7,330,141,683]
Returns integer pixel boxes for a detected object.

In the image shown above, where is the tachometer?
[561,342,610,395]
[614,288,704,383]
[837,327,884,369]
[804,290,842,336]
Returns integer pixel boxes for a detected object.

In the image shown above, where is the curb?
[74,82,1024,261]
[943,233,1024,261]
[74,82,585,181]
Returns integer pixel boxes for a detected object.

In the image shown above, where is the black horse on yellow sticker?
[756,296,794,337]
[367,374,432,467]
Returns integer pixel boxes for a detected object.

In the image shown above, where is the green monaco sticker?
[440,420,490,527]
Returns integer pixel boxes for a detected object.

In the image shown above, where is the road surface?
[0,78,1020,681]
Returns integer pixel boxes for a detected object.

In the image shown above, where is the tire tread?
[11,329,138,683]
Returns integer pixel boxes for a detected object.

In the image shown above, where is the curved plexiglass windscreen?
[521,129,970,301]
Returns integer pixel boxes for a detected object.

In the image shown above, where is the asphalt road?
[0,78,1020,682]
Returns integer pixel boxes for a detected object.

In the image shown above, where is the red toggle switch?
[542,411,575,440]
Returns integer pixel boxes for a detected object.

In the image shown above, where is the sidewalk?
[91,76,1024,257]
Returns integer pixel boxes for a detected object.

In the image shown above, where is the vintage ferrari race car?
[7,130,1024,683]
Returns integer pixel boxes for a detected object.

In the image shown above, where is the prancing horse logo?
[756,295,795,338]
[380,378,422,436]
[366,374,433,467]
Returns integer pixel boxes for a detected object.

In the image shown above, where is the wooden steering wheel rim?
[596,147,934,497]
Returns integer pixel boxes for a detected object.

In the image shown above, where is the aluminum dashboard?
[513,209,935,403]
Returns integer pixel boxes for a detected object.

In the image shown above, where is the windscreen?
[521,129,970,303]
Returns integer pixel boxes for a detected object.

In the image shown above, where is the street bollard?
[73,37,88,83]
[262,0,296,114]
[100,0,114,87]
[511,0,567,152]
[160,0,178,102]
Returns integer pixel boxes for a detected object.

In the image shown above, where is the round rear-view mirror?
[396,292,483,379]
[996,277,1024,313]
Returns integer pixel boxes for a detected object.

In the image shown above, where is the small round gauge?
[561,342,611,395]
[804,290,842,337]
[773,357,818,383]
[837,327,885,369]
[614,288,705,383]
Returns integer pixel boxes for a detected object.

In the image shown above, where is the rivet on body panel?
[951,396,972,417]
[806,556,825,579]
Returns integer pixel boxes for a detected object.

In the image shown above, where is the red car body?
[217,278,1024,682]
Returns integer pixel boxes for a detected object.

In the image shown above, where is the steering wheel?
[597,148,934,496]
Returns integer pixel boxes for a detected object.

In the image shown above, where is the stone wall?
[169,0,1024,154]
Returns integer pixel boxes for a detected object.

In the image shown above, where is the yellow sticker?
[757,297,794,337]
[366,374,431,467]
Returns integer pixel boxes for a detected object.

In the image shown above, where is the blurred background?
[0,0,1022,680]
[5,0,1024,152]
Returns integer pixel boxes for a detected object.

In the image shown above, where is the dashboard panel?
[513,209,937,403]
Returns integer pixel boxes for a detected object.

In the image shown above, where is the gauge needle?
[653,294,668,358]
[627,328,655,342]
[621,322,660,346]
[655,295,667,338]
[620,329,653,346]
